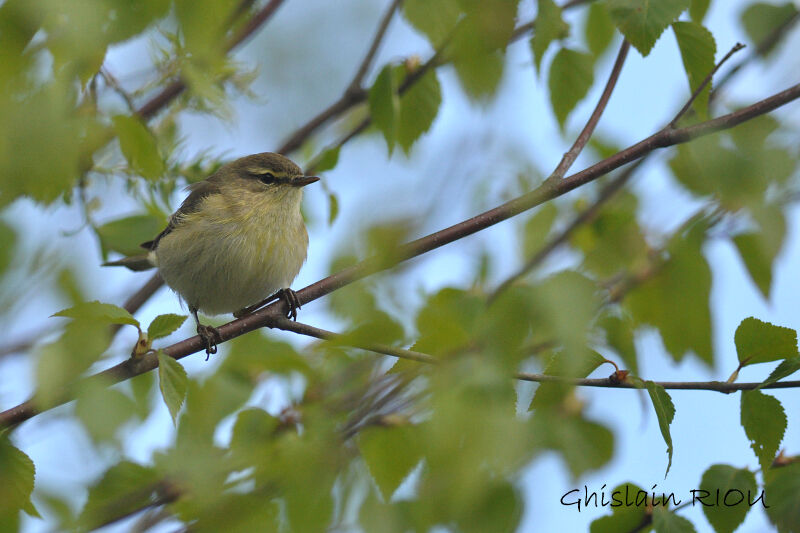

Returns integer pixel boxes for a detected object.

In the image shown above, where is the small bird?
[105,152,319,355]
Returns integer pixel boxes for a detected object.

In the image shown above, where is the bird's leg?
[234,288,302,320]
[192,307,221,360]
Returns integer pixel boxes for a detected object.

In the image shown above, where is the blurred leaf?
[699,464,756,533]
[604,0,690,56]
[0,220,15,275]
[599,313,638,374]
[672,21,716,119]
[741,2,798,56]
[530,350,607,409]
[337,310,405,347]
[764,462,800,531]
[78,461,160,530]
[53,300,139,328]
[414,288,484,356]
[732,207,786,300]
[313,146,339,173]
[369,65,400,154]
[457,480,522,533]
[521,203,557,260]
[75,379,138,443]
[129,371,155,420]
[760,357,800,389]
[174,0,237,64]
[223,331,311,379]
[690,0,711,22]
[113,115,166,180]
[531,0,569,73]
[589,483,648,532]
[645,381,675,476]
[585,2,617,57]
[403,0,461,47]
[359,424,423,501]
[147,313,187,340]
[734,317,798,367]
[96,213,165,257]
[0,436,36,529]
[651,507,696,532]
[627,229,712,364]
[740,389,786,472]
[532,411,614,477]
[397,69,441,153]
[328,191,339,226]
[229,407,280,470]
[158,350,188,426]
[548,47,594,129]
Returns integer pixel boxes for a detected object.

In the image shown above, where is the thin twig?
[2,81,799,430]
[348,0,403,94]
[550,40,630,180]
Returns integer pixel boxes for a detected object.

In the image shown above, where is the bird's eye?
[257,172,276,185]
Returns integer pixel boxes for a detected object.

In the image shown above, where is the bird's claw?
[197,324,222,360]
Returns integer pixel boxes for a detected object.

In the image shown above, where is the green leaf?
[359,424,423,501]
[328,191,339,226]
[157,350,188,425]
[403,0,462,47]
[313,145,340,173]
[147,313,187,340]
[78,461,159,530]
[457,481,522,533]
[604,0,690,56]
[699,464,757,533]
[112,115,165,180]
[689,0,711,22]
[740,390,786,471]
[645,381,675,476]
[741,2,798,56]
[52,300,139,328]
[74,380,138,443]
[548,47,594,129]
[531,0,569,72]
[760,357,800,389]
[369,65,400,154]
[0,220,15,275]
[589,483,648,532]
[532,411,614,477]
[764,462,800,532]
[735,317,798,367]
[600,313,638,375]
[96,213,165,257]
[0,436,36,528]
[732,209,786,300]
[397,69,441,153]
[585,2,617,57]
[651,507,696,532]
[521,203,558,260]
[530,350,607,409]
[672,21,716,119]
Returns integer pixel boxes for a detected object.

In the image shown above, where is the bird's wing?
[140,179,222,251]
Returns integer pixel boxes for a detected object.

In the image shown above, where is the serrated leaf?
[604,0,690,56]
[157,350,188,425]
[699,464,757,533]
[735,317,798,366]
[689,0,710,22]
[764,462,800,532]
[652,507,696,532]
[532,0,569,72]
[96,213,165,257]
[359,424,423,501]
[369,65,400,154]
[741,2,798,56]
[0,436,36,524]
[732,208,786,300]
[760,357,800,389]
[53,300,139,328]
[585,2,617,57]
[548,47,594,128]
[397,69,441,153]
[672,21,716,119]
[112,115,165,180]
[644,381,675,476]
[147,313,187,340]
[741,390,786,471]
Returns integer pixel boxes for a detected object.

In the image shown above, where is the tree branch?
[3,81,799,430]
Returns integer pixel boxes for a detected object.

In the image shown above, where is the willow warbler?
[105,152,319,355]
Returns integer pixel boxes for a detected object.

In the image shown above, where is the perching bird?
[105,152,319,355]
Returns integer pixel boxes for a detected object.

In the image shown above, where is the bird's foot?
[197,324,222,360]
[233,288,301,320]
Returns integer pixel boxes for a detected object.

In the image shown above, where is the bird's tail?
[102,255,155,271]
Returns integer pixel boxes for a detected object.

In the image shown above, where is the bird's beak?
[293,176,320,187]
